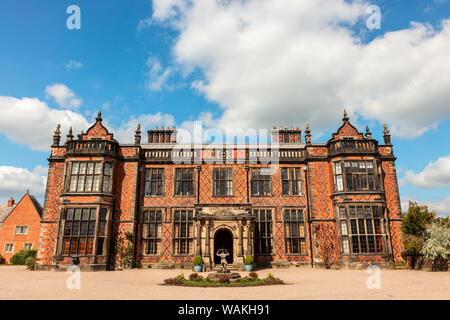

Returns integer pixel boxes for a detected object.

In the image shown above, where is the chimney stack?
[7,197,14,207]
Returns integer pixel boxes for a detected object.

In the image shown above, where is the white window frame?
[15,225,28,235]
[23,243,33,250]
[4,243,14,253]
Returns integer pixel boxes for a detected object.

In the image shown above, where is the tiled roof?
[0,204,16,223]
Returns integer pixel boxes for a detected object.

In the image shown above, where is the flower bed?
[162,272,285,287]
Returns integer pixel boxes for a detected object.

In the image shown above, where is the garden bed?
[162,272,285,287]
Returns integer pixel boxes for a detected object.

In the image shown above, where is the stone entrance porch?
[194,205,254,270]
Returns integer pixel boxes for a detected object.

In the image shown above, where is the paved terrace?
[0,266,448,300]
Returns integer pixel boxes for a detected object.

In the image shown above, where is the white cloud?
[114,112,176,143]
[0,166,47,203]
[145,54,172,91]
[401,155,450,188]
[401,195,450,217]
[65,60,83,70]
[148,0,450,138]
[0,96,90,151]
[45,83,82,109]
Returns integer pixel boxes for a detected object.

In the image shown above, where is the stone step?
[213,265,240,271]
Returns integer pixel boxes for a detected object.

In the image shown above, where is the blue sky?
[0,0,449,215]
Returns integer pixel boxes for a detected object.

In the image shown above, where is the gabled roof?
[0,204,15,223]
[0,192,43,223]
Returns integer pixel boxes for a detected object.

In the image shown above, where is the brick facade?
[36,111,403,270]
[0,193,42,263]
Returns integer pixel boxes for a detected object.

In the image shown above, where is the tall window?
[254,209,273,254]
[68,162,113,193]
[59,207,109,256]
[333,160,379,192]
[213,168,233,196]
[281,168,303,196]
[251,168,272,196]
[284,209,306,254]
[174,168,195,196]
[142,210,163,255]
[15,226,28,235]
[145,168,164,196]
[338,205,385,254]
[173,210,194,255]
[23,243,33,250]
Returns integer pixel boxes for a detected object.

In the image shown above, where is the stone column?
[237,220,243,257]
[246,224,253,256]
[195,222,202,255]
[205,219,211,270]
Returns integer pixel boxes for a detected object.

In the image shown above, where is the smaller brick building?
[0,192,43,263]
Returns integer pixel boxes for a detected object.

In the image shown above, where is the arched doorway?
[214,229,233,265]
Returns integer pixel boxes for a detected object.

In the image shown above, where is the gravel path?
[0,266,448,300]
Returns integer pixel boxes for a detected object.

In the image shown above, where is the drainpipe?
[196,166,201,203]
[303,166,314,268]
[245,166,250,203]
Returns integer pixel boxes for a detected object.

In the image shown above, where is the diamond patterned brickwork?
[308,161,334,220]
[37,161,65,265]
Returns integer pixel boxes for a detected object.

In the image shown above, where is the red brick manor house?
[36,110,403,271]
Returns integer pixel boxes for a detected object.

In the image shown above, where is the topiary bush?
[10,249,37,265]
[194,255,203,266]
[244,255,254,265]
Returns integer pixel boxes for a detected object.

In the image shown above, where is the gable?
[80,110,116,141]
[2,193,42,224]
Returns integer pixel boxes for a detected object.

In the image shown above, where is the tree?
[314,222,338,269]
[401,201,435,255]
[421,223,450,271]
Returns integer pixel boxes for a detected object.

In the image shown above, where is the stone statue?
[216,248,229,273]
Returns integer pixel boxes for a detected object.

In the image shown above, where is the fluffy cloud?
[114,112,176,143]
[148,0,450,137]
[146,54,172,91]
[0,96,90,151]
[65,60,83,70]
[401,195,450,217]
[402,155,450,188]
[45,83,82,109]
[0,166,47,203]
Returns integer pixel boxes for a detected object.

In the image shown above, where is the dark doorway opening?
[214,229,233,265]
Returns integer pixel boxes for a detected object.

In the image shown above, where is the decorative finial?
[52,124,61,147]
[365,125,372,139]
[305,123,311,145]
[134,123,142,145]
[343,109,349,121]
[96,109,102,122]
[383,123,392,145]
[66,126,74,142]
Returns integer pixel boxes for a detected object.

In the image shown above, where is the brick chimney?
[7,197,14,207]
[271,126,301,144]
[147,127,177,144]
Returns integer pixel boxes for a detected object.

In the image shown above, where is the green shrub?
[10,249,37,265]
[25,256,36,271]
[193,255,203,266]
[244,255,254,265]
[0,254,5,264]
